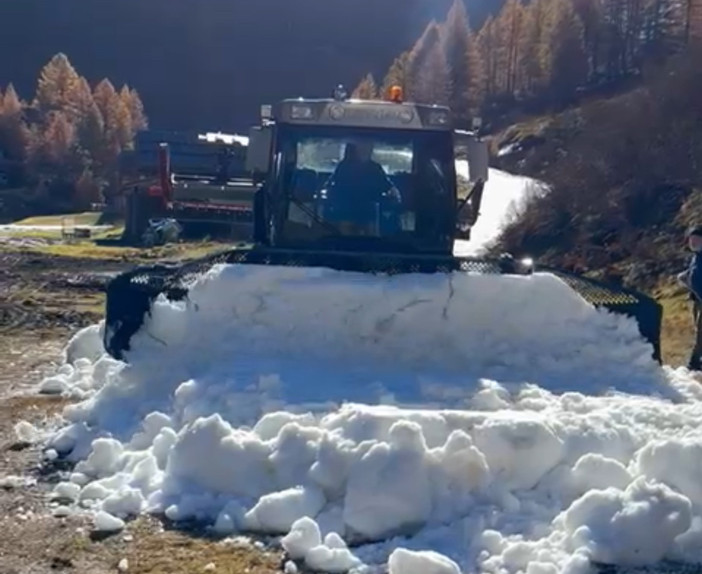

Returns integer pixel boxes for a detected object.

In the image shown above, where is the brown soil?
[0,248,283,574]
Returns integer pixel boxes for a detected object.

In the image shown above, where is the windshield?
[297,139,413,174]
[273,125,456,252]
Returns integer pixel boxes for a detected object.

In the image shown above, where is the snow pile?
[40,361,702,573]
[389,548,461,574]
[29,263,702,574]
[104,263,661,402]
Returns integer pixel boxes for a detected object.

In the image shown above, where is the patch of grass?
[91,225,125,240]
[21,239,226,262]
[0,225,124,243]
[654,280,697,367]
[58,516,281,574]
[0,228,64,239]
[1,395,74,421]
[127,524,280,574]
[17,290,106,318]
[32,242,146,260]
[2,212,124,242]
[12,212,105,227]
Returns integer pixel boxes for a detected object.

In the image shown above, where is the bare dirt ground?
[0,248,283,574]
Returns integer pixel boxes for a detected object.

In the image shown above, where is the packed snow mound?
[33,263,702,574]
[108,263,662,404]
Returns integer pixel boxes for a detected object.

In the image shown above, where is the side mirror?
[246,125,272,177]
[454,129,489,184]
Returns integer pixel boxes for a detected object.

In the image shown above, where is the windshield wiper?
[286,190,346,237]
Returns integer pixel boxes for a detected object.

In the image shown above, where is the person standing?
[678,225,702,370]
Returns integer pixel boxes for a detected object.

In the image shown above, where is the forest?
[0,55,146,212]
[355,0,692,125]
[0,0,698,222]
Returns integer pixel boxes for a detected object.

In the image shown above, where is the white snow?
[52,505,73,518]
[198,131,249,146]
[52,481,81,501]
[14,420,41,443]
[94,510,126,532]
[0,475,37,489]
[454,163,545,256]
[100,264,661,399]
[21,256,702,574]
[282,517,362,572]
[389,548,461,574]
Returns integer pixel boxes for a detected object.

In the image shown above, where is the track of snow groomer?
[20,168,702,574]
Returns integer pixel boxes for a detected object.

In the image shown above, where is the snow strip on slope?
[33,263,702,574]
[455,163,546,256]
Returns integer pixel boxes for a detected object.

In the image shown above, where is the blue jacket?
[680,251,702,300]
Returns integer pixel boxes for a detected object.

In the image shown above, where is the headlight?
[498,253,535,275]
[520,257,534,272]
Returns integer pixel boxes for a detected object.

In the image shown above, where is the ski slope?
[454,161,544,256]
[14,164,702,574]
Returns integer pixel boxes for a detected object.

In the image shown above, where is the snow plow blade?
[102,245,663,372]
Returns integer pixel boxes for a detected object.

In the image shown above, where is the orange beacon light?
[389,85,403,103]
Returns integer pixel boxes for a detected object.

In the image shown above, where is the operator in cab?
[325,139,401,234]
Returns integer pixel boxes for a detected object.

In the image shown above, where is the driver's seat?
[290,169,318,202]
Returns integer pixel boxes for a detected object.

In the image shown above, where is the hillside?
[484,50,702,363]
[490,51,701,285]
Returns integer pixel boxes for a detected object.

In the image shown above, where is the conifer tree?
[418,41,452,105]
[43,112,77,165]
[79,98,105,166]
[520,0,548,94]
[441,0,485,119]
[67,77,95,123]
[571,0,602,76]
[478,16,500,97]
[381,51,411,97]
[543,0,589,102]
[3,84,22,117]
[35,53,82,114]
[29,111,85,184]
[120,85,148,134]
[74,169,103,209]
[93,79,132,162]
[351,74,379,99]
[93,79,118,122]
[407,21,451,105]
[0,84,30,162]
[497,0,526,94]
